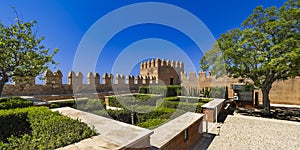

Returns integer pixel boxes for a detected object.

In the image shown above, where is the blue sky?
[0,0,286,83]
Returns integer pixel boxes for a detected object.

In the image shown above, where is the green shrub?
[133,94,152,102]
[199,98,211,103]
[159,101,179,109]
[137,107,182,123]
[137,118,167,129]
[163,97,180,102]
[139,85,181,97]
[177,102,203,113]
[50,100,76,108]
[159,101,203,113]
[0,110,31,142]
[0,107,96,150]
[50,99,106,111]
[107,96,124,108]
[0,97,33,109]
[105,109,133,124]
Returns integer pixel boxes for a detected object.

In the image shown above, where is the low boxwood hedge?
[0,107,96,150]
[0,97,33,109]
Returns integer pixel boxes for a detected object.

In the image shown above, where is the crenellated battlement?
[140,58,184,70]
[11,70,161,87]
[180,71,212,79]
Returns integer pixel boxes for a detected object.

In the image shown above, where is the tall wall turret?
[140,58,184,85]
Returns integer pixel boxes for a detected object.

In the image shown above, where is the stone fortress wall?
[180,72,300,105]
[2,58,300,105]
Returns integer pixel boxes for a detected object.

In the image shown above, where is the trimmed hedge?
[0,110,31,142]
[0,107,96,149]
[0,97,33,109]
[137,107,184,123]
[107,94,160,108]
[139,85,181,97]
[137,118,167,129]
[50,100,75,108]
[159,101,203,113]
[163,97,180,102]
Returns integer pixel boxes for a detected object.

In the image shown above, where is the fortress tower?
[140,58,184,85]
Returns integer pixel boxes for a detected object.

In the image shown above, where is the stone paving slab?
[206,114,300,149]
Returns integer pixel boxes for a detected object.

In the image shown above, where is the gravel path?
[205,114,300,149]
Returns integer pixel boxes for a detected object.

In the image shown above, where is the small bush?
[0,97,33,109]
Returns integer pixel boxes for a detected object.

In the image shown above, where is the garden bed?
[49,94,210,129]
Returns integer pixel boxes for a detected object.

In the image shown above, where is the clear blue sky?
[0,0,286,83]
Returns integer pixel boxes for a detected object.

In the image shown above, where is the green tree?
[200,0,300,113]
[0,14,58,96]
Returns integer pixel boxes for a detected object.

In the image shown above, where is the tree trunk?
[261,84,272,114]
[0,80,5,97]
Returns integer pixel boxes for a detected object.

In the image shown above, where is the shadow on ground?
[235,106,300,122]
[192,133,216,150]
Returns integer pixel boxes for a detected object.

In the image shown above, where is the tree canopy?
[200,0,300,112]
[0,14,58,96]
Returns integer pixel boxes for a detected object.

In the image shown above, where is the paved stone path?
[195,113,300,150]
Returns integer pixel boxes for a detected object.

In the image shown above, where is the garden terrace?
[53,107,153,149]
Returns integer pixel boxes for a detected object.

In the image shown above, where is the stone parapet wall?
[1,70,157,97]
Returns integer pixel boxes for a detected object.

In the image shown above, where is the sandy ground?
[194,113,300,150]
